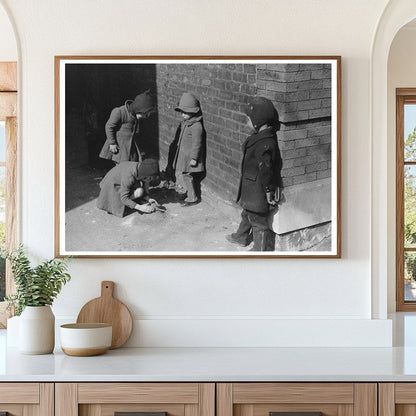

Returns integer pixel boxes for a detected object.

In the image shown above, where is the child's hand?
[266,191,277,206]
[109,144,119,154]
[274,187,281,203]
[190,159,197,167]
[148,198,158,206]
[135,203,155,214]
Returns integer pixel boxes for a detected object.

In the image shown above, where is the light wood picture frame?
[55,56,341,258]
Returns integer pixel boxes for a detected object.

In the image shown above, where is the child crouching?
[97,159,160,217]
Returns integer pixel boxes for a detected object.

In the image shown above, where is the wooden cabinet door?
[379,383,416,416]
[55,383,215,416]
[0,383,53,416]
[217,383,377,416]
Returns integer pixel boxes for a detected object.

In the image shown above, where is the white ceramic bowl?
[60,323,112,356]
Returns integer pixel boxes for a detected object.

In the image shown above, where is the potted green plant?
[3,245,71,354]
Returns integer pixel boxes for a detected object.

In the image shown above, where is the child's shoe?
[225,233,252,247]
[180,199,200,207]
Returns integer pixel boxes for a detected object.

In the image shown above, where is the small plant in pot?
[3,245,71,354]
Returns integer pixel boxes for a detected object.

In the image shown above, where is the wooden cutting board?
[76,281,133,349]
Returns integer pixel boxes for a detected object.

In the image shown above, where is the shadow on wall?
[65,64,159,210]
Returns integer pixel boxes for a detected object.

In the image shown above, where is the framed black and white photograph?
[55,56,341,258]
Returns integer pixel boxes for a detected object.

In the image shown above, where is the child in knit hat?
[226,97,283,251]
[97,158,160,217]
[167,92,207,207]
[99,90,156,164]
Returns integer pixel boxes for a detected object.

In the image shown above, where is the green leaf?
[5,245,71,315]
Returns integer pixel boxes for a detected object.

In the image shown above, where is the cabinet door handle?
[270,413,323,416]
[115,412,168,416]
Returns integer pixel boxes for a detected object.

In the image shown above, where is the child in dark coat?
[226,97,283,251]
[96,159,160,217]
[99,90,156,164]
[168,92,206,207]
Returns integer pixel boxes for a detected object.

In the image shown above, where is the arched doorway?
[371,0,416,318]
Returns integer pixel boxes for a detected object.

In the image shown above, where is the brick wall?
[156,62,332,200]
[256,63,332,188]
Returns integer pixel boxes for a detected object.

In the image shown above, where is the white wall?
[0,2,16,61]
[0,0,394,347]
[387,26,416,312]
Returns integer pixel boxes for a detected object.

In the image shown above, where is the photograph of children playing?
[61,60,336,255]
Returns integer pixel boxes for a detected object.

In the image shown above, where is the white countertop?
[2,345,416,382]
[3,313,416,382]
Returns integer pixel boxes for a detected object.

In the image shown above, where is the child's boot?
[181,173,199,206]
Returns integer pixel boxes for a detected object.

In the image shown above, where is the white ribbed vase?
[19,306,55,354]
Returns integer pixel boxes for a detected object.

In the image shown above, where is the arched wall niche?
[372,0,416,318]
[0,0,18,61]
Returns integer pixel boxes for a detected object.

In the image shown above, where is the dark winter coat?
[237,127,283,214]
[99,101,140,164]
[97,161,144,218]
[173,115,206,173]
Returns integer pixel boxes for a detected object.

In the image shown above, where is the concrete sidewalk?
[65,165,246,253]
[64,165,331,253]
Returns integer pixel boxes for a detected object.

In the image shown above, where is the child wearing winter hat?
[99,90,156,164]
[226,96,283,251]
[167,92,206,207]
[97,158,160,217]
